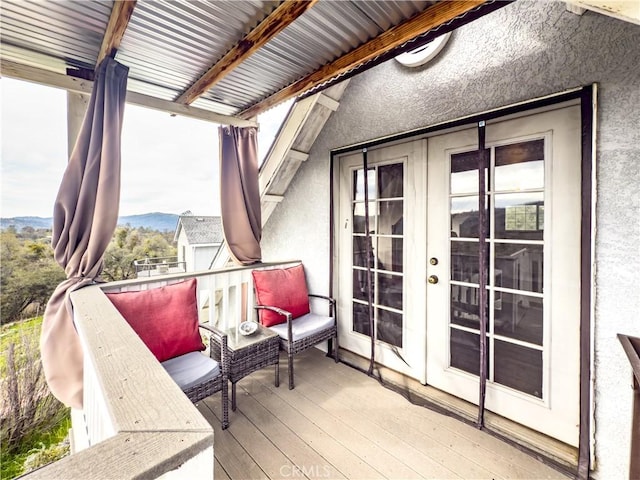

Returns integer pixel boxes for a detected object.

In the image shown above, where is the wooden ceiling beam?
[96,0,137,68]
[1,60,257,127]
[239,0,487,119]
[176,0,318,105]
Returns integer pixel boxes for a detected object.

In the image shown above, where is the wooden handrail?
[24,285,214,479]
[24,261,300,478]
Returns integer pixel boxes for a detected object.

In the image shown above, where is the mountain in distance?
[1,212,180,232]
[0,216,52,230]
[117,213,179,231]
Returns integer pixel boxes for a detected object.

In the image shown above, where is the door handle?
[428,275,439,284]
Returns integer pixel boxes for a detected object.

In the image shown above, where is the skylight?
[395,33,451,68]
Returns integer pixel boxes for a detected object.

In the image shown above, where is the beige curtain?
[219,126,262,264]
[40,58,129,409]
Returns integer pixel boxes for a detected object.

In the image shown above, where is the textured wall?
[193,246,219,272]
[261,2,640,477]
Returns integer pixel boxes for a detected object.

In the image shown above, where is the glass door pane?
[448,139,546,399]
[351,162,404,348]
[449,150,483,375]
[491,138,545,396]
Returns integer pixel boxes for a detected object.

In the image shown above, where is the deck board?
[296,355,562,479]
[261,377,423,479]
[202,349,570,480]
[197,401,268,479]
[241,382,383,479]
[215,459,231,480]
[293,354,499,479]
[227,386,348,479]
[290,368,462,478]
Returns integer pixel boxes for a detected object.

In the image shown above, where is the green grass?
[0,316,42,339]
[0,317,42,372]
[1,316,70,479]
[0,411,70,479]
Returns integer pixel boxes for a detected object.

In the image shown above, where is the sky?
[0,77,291,218]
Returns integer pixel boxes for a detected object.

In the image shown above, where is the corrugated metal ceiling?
[203,1,431,112]
[0,0,111,70]
[1,0,490,119]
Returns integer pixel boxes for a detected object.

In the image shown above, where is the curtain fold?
[219,126,262,265]
[40,58,129,409]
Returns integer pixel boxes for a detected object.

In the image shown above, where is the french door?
[426,104,581,446]
[336,103,581,446]
[337,141,427,381]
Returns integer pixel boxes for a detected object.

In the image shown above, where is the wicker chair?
[253,265,338,390]
[161,323,230,429]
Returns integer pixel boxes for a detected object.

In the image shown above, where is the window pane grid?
[351,163,404,348]
[448,139,546,398]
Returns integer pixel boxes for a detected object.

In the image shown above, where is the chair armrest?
[309,293,335,305]
[199,323,229,377]
[255,305,294,341]
[199,322,227,343]
[255,305,293,320]
[308,294,336,318]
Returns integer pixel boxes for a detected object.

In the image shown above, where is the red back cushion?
[106,278,205,362]
[252,264,310,327]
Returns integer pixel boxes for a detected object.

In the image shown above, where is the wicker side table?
[211,323,280,411]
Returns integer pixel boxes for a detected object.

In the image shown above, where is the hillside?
[1,213,179,232]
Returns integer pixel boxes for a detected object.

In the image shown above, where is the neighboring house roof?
[174,216,223,245]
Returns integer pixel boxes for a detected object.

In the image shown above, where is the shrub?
[1,231,65,325]
[1,319,70,478]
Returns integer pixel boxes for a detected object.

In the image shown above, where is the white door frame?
[331,88,594,456]
[335,140,427,382]
[425,104,582,446]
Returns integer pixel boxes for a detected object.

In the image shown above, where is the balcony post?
[66,91,90,157]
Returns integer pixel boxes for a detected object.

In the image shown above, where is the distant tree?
[20,226,36,239]
[0,226,177,323]
[1,232,21,287]
[101,227,176,282]
[16,227,52,242]
[101,244,138,281]
[25,241,47,260]
[0,231,65,325]
[114,226,128,249]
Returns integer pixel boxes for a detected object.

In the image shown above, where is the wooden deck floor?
[198,349,569,480]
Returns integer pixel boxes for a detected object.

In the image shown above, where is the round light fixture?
[395,32,452,68]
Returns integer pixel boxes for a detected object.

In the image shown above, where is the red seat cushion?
[106,278,205,362]
[252,264,310,327]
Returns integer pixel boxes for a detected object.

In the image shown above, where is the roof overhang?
[1,0,509,125]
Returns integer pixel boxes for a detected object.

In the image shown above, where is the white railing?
[103,260,299,331]
[24,261,298,479]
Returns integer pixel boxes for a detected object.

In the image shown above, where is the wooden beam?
[258,94,319,193]
[1,60,257,127]
[239,0,486,119]
[288,149,309,161]
[67,92,90,156]
[316,93,340,112]
[565,2,587,16]
[96,0,137,67]
[176,0,318,105]
[569,0,640,25]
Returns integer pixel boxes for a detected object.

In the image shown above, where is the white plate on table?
[239,321,258,336]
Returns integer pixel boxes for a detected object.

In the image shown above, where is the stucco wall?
[261,2,640,477]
